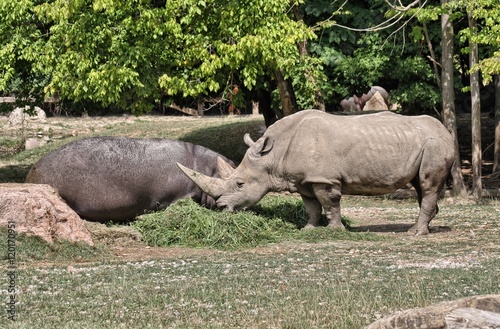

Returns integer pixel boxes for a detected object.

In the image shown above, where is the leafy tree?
[451,0,500,194]
[0,0,47,110]
[301,0,443,112]
[462,0,500,174]
[1,0,316,114]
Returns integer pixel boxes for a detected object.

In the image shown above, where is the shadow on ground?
[179,120,265,163]
[0,164,31,183]
[351,223,452,234]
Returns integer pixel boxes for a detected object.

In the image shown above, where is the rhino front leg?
[301,195,323,229]
[312,183,345,229]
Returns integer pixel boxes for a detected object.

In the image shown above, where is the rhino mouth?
[215,199,235,212]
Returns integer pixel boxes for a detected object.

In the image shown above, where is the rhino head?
[177,133,274,211]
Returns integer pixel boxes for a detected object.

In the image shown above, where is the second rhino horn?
[217,157,235,179]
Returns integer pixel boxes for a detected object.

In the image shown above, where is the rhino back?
[26,137,225,222]
[264,110,454,195]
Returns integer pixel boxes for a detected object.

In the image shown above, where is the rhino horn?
[217,157,235,179]
[176,163,227,198]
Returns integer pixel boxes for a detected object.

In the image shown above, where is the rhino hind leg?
[408,192,439,236]
[407,150,449,235]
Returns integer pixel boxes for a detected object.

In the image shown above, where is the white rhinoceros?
[178,110,456,235]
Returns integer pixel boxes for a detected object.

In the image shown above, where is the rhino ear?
[217,157,235,179]
[243,133,255,147]
[252,136,274,157]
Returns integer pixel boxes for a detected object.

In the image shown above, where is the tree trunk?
[469,12,482,200]
[421,0,441,89]
[493,74,500,173]
[274,69,298,117]
[292,3,326,112]
[254,87,278,127]
[441,2,468,197]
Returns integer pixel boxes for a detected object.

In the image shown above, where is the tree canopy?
[1,0,499,115]
[1,0,315,114]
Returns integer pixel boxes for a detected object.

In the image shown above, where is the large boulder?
[363,91,389,111]
[8,106,47,126]
[365,294,500,329]
[0,183,93,245]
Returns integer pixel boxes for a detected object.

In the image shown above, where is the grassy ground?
[2,196,499,329]
[1,114,499,328]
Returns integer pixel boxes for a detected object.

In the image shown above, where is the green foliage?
[304,0,443,111]
[2,0,497,114]
[0,0,315,114]
[390,56,441,111]
[466,0,500,84]
[0,0,47,105]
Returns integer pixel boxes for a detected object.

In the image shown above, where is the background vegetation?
[0,0,499,114]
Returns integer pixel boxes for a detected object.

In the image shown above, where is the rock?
[25,137,50,150]
[0,183,94,245]
[8,106,47,126]
[445,308,500,328]
[363,91,389,111]
[365,295,500,329]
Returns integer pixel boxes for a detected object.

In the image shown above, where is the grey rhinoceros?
[340,86,390,112]
[177,110,456,235]
[26,137,234,223]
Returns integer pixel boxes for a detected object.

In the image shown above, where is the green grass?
[134,198,297,250]
[0,226,107,263]
[5,242,499,328]
[2,196,499,329]
[134,196,379,250]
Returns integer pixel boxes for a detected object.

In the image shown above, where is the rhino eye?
[236,181,245,189]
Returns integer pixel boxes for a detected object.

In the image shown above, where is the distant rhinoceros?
[177,110,455,235]
[341,86,390,111]
[26,137,234,223]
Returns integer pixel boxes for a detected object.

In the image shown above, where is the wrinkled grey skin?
[26,137,234,223]
[341,86,390,111]
[178,110,455,235]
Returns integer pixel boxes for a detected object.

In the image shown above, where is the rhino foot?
[407,224,430,236]
[302,224,318,230]
[327,222,346,230]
